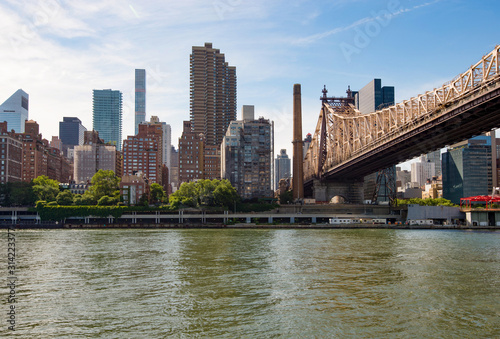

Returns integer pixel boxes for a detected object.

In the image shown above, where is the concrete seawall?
[2,222,498,230]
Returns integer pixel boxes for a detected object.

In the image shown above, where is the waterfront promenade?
[1,206,498,229]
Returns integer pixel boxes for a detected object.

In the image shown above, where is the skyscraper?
[442,136,492,204]
[135,69,146,134]
[355,79,394,114]
[275,149,291,190]
[0,89,29,133]
[92,89,122,151]
[20,120,47,181]
[0,122,23,183]
[221,108,273,199]
[59,117,87,157]
[190,42,236,147]
[17,120,72,183]
[149,116,171,174]
[303,133,312,159]
[423,150,442,177]
[170,146,179,192]
[123,123,164,185]
[411,158,436,186]
[178,121,203,184]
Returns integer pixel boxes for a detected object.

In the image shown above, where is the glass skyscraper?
[59,117,87,156]
[0,89,29,133]
[135,69,146,135]
[355,79,394,114]
[442,136,492,204]
[92,89,122,151]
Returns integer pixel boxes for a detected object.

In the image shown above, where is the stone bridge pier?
[311,179,364,204]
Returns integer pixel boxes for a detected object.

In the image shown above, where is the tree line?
[0,170,242,211]
[396,198,457,207]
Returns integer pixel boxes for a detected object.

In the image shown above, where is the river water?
[1,229,499,338]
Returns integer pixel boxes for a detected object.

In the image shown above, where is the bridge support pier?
[312,179,364,204]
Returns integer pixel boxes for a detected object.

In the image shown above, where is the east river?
[1,228,499,338]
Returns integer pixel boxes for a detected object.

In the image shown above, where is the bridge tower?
[306,86,364,204]
[371,167,397,205]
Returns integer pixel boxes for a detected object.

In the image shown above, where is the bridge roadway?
[312,78,500,182]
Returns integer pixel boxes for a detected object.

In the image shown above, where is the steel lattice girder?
[304,45,500,182]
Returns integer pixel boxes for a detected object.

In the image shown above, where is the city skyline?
[1,1,499,169]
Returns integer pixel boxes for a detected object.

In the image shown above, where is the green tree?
[212,179,238,208]
[0,182,35,206]
[56,190,74,206]
[150,183,166,204]
[32,176,60,202]
[199,179,216,206]
[79,191,97,205]
[169,181,198,208]
[396,197,457,207]
[138,193,149,206]
[97,195,118,206]
[169,179,238,209]
[279,190,293,204]
[73,194,83,206]
[88,170,120,201]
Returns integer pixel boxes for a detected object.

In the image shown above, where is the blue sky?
[1,0,499,169]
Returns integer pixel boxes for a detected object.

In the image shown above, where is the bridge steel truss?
[304,45,500,182]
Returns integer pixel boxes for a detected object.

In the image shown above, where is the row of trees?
[3,173,458,210]
[33,170,123,206]
[396,197,457,207]
[1,172,237,209]
[168,179,238,210]
[0,170,167,207]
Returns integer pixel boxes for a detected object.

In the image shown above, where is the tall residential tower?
[190,43,236,147]
[135,69,146,134]
[221,107,273,199]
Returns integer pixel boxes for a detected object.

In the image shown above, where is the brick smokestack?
[292,84,304,200]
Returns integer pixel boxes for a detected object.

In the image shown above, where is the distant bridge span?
[304,45,500,190]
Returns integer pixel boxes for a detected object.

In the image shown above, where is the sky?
[1,0,499,171]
